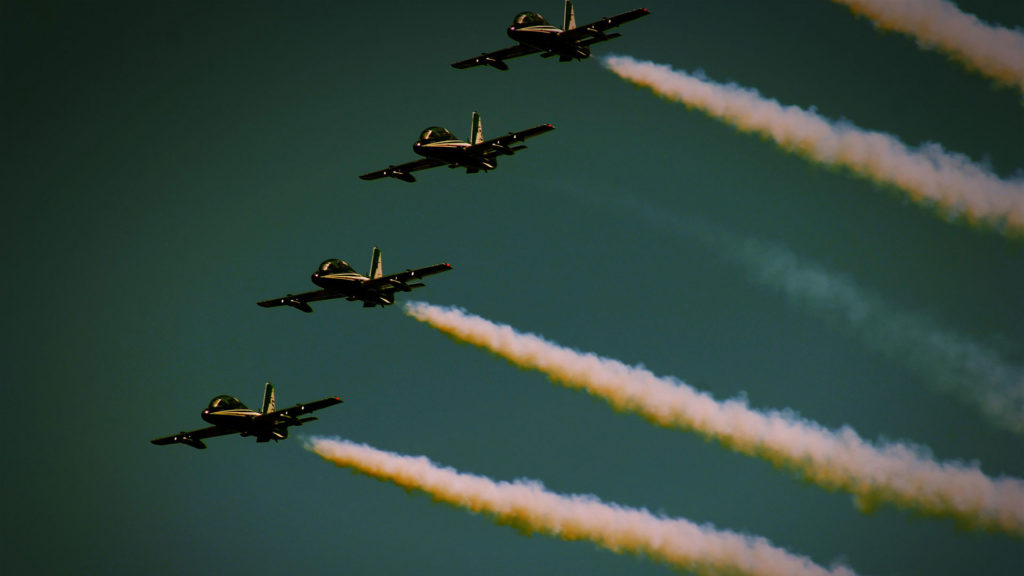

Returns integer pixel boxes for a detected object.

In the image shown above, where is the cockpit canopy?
[418,126,456,144]
[513,11,548,28]
[319,259,354,274]
[208,395,246,411]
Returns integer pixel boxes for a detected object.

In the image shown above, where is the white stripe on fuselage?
[417,140,482,167]
[421,141,469,150]
[518,25,562,33]
[207,409,261,417]
[321,273,369,281]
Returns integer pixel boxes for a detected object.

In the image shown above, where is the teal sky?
[3,1,1022,574]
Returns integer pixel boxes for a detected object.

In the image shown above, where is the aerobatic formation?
[154,2,1024,575]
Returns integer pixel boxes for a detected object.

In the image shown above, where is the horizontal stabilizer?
[493,143,528,156]
[579,32,621,47]
[276,414,319,426]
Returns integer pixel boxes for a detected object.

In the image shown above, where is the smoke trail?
[310,437,857,576]
[724,229,1024,433]
[404,301,1024,537]
[830,0,1024,91]
[602,55,1024,235]
[620,199,1024,434]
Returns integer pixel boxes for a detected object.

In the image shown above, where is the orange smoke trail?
[831,0,1024,91]
[310,437,858,576]
[603,55,1024,235]
[404,301,1024,537]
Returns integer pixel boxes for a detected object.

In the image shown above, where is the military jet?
[257,247,451,312]
[151,383,342,449]
[451,1,649,71]
[359,111,553,183]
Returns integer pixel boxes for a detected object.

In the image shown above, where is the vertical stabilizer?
[261,382,276,414]
[369,246,383,279]
[563,0,576,30]
[470,111,484,145]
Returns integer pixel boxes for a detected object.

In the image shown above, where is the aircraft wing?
[561,8,650,42]
[151,425,237,449]
[451,44,542,70]
[364,262,453,291]
[468,124,555,158]
[359,158,446,183]
[257,289,340,313]
[263,396,344,422]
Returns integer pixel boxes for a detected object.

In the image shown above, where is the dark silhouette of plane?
[257,247,451,311]
[452,1,649,71]
[151,383,342,449]
[359,112,553,182]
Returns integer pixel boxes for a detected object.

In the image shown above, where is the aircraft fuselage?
[201,400,288,441]
[309,263,396,306]
[507,26,591,60]
[311,270,367,291]
[413,139,497,171]
[201,407,259,427]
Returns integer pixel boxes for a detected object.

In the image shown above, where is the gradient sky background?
[4,1,1022,574]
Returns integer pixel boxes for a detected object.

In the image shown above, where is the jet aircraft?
[451,1,649,71]
[151,383,342,449]
[359,111,553,183]
[257,247,451,312]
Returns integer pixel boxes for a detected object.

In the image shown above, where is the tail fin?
[470,111,484,145]
[261,382,276,414]
[563,0,576,30]
[369,246,383,279]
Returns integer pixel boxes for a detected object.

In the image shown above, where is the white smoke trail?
[830,0,1024,91]
[602,55,1024,235]
[404,301,1024,537]
[730,232,1024,433]
[310,437,858,576]
[621,199,1024,434]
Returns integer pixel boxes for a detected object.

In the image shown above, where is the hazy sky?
[3,1,1022,575]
